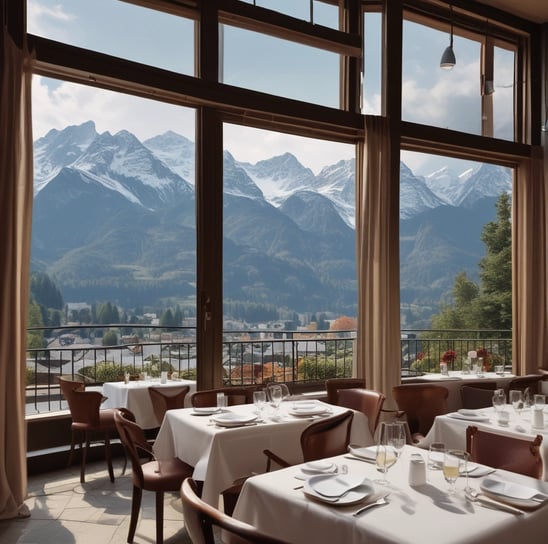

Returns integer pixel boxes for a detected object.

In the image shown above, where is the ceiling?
[478,0,548,23]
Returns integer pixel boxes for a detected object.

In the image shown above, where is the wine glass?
[443,450,468,494]
[269,385,283,417]
[492,388,506,412]
[375,423,398,485]
[253,390,266,421]
[509,389,524,419]
[387,421,406,459]
[278,383,291,401]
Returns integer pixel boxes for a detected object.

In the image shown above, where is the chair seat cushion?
[141,458,194,492]
[71,408,118,432]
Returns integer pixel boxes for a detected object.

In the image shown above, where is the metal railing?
[25,325,512,415]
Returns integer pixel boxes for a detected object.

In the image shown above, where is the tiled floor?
[0,459,193,544]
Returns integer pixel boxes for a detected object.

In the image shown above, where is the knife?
[467,491,525,515]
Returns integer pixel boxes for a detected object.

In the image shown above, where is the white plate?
[480,477,548,507]
[348,445,377,462]
[210,412,257,427]
[304,475,374,506]
[448,412,491,422]
[288,405,330,417]
[192,407,220,415]
[458,409,486,417]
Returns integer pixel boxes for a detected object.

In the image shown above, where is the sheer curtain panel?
[0,29,33,519]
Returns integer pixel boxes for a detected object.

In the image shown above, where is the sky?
[28,0,515,177]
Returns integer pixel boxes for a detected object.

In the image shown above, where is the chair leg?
[67,430,77,468]
[155,491,164,544]
[81,432,90,484]
[128,485,142,543]
[104,432,114,483]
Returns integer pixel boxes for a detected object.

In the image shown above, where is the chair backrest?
[181,478,289,544]
[466,425,543,478]
[113,409,153,488]
[148,385,190,425]
[392,384,449,438]
[300,410,354,461]
[58,376,103,425]
[190,386,257,408]
[325,378,365,405]
[507,375,543,395]
[460,382,498,409]
[336,388,385,435]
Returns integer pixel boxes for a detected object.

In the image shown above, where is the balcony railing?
[25,325,512,416]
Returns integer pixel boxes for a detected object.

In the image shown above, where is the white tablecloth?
[232,445,548,544]
[403,372,515,411]
[102,379,196,429]
[421,406,548,480]
[153,401,373,506]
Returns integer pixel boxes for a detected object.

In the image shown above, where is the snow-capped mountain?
[31,121,513,325]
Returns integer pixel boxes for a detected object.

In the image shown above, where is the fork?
[465,489,525,515]
[352,495,389,516]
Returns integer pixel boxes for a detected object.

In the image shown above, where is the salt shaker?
[408,453,426,486]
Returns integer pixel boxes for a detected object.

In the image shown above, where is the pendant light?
[440,5,456,70]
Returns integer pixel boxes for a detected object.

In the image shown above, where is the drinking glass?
[375,423,398,485]
[253,390,267,421]
[509,389,524,419]
[492,388,506,412]
[443,450,469,494]
[387,421,406,459]
[428,442,446,470]
[269,385,283,415]
[532,394,546,430]
[279,383,291,401]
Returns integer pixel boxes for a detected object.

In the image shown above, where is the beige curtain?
[513,152,548,376]
[355,116,401,407]
[0,30,33,519]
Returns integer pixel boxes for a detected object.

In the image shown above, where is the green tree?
[27,301,45,349]
[428,193,512,333]
[102,329,118,346]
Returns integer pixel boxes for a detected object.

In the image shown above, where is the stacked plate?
[192,406,221,416]
[295,460,338,480]
[288,401,331,417]
[303,474,374,505]
[448,409,491,422]
[210,412,258,427]
[480,477,548,508]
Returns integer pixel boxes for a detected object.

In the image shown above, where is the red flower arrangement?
[441,350,457,363]
[476,348,491,371]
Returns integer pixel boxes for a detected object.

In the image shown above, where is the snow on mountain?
[33,120,98,192]
[143,131,195,184]
[455,163,512,207]
[424,166,462,204]
[223,151,265,200]
[240,152,316,206]
[400,162,447,219]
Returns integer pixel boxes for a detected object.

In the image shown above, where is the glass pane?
[238,0,339,28]
[221,25,340,107]
[399,150,512,333]
[27,0,194,75]
[31,76,196,322]
[402,20,482,134]
[222,122,355,311]
[363,11,382,115]
[493,46,515,141]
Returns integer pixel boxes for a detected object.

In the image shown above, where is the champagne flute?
[375,423,398,485]
[443,450,467,494]
[387,421,406,459]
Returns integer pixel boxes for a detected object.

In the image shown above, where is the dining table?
[101,378,196,429]
[153,400,373,506]
[421,405,548,480]
[403,371,515,412]
[230,444,548,544]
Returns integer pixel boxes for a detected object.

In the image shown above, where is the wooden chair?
[263,410,354,471]
[466,425,543,478]
[460,382,498,409]
[181,478,289,544]
[148,385,190,426]
[392,384,449,443]
[58,376,132,484]
[190,386,257,408]
[336,388,385,435]
[113,410,194,544]
[325,378,365,405]
[507,375,544,395]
